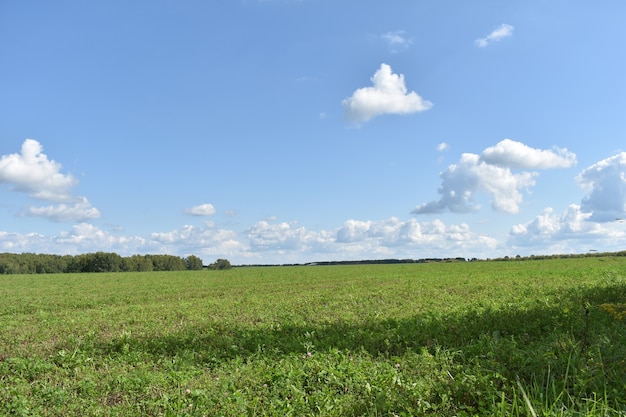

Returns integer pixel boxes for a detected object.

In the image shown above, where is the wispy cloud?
[413,139,577,215]
[381,30,413,53]
[342,63,432,125]
[475,24,514,48]
[20,197,101,223]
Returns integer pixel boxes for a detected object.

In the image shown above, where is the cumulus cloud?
[576,152,626,222]
[342,63,432,124]
[245,217,498,262]
[480,139,576,169]
[0,221,244,259]
[413,139,576,215]
[0,139,77,202]
[509,204,626,253]
[20,197,101,222]
[381,30,413,53]
[247,220,332,251]
[475,24,514,47]
[413,153,536,214]
[0,230,48,252]
[151,223,246,258]
[333,217,498,257]
[507,153,626,253]
[185,203,216,216]
[0,139,102,223]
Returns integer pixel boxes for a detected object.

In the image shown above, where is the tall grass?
[0,258,625,415]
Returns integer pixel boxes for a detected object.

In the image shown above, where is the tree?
[148,254,187,271]
[123,255,153,272]
[208,258,231,270]
[185,255,204,270]
[82,252,123,272]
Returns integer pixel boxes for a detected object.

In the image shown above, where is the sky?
[1,0,625,265]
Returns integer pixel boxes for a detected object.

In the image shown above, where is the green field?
[1,258,625,416]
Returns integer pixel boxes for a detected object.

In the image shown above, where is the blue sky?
[1,1,625,264]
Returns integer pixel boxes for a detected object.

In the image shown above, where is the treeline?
[0,252,204,275]
[488,250,626,262]
[304,258,468,266]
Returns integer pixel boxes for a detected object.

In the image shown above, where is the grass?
[0,258,625,416]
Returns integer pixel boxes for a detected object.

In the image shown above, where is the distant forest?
[0,252,204,274]
[1,250,625,275]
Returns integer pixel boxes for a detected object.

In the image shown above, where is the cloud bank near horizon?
[1,139,625,264]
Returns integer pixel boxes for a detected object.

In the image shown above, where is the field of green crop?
[1,257,625,416]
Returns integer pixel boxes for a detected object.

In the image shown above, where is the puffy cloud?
[0,222,244,259]
[381,30,413,53]
[185,203,216,216]
[247,220,332,251]
[480,139,576,169]
[0,139,77,201]
[0,139,103,223]
[32,223,145,255]
[246,217,498,262]
[333,217,498,257]
[413,139,576,215]
[413,152,537,214]
[342,63,432,124]
[0,230,47,252]
[150,223,246,258]
[20,197,101,222]
[504,153,626,254]
[437,142,449,152]
[576,152,626,222]
[509,205,626,253]
[475,24,514,47]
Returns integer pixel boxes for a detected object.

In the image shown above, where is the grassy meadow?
[1,257,625,416]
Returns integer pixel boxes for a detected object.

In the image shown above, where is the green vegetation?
[0,252,205,274]
[0,258,625,416]
[208,258,232,270]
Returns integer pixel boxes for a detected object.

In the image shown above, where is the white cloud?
[381,30,413,53]
[480,139,577,169]
[245,217,498,262]
[37,223,144,255]
[0,139,102,223]
[576,152,626,222]
[475,24,514,47]
[0,230,48,252]
[413,153,536,214]
[437,142,449,152]
[506,152,626,254]
[20,197,101,222]
[247,220,332,251]
[509,205,626,253]
[413,139,575,215]
[334,217,498,257]
[0,139,77,202]
[342,63,433,124]
[151,223,247,258]
[185,203,216,216]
